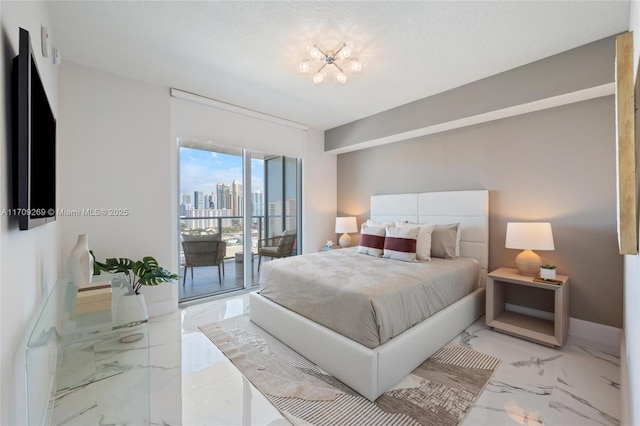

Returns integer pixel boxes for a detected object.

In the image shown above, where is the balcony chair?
[257,230,297,272]
[181,234,227,285]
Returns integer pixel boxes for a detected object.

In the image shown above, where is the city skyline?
[179,147,265,197]
[181,182,264,217]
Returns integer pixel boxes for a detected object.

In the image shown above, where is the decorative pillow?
[397,222,436,260]
[431,223,460,260]
[182,233,220,241]
[357,225,386,257]
[366,219,395,229]
[383,225,420,262]
[455,225,462,257]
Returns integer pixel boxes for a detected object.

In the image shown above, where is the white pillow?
[397,222,436,260]
[383,225,420,262]
[455,225,462,257]
[357,225,386,257]
[366,219,395,228]
[431,223,460,260]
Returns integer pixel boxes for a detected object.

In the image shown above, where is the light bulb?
[335,71,347,84]
[339,44,352,59]
[298,59,310,73]
[309,46,323,60]
[313,71,325,85]
[349,58,362,72]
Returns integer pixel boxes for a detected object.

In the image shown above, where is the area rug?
[200,315,500,426]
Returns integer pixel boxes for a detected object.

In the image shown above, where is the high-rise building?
[180,193,193,216]
[232,180,243,217]
[179,202,193,216]
[251,190,263,217]
[285,198,297,231]
[267,201,282,236]
[193,191,204,210]
[216,183,231,210]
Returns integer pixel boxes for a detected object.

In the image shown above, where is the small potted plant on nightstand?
[540,263,556,280]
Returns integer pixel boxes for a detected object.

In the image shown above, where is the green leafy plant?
[92,252,179,294]
[540,263,556,270]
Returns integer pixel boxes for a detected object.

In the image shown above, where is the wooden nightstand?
[486,267,570,347]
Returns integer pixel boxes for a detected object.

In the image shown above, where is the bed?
[249,190,488,401]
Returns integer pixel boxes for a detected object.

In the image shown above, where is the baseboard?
[504,303,620,347]
[568,317,620,348]
[621,330,631,426]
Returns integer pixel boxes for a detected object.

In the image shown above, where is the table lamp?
[335,217,358,247]
[505,222,555,276]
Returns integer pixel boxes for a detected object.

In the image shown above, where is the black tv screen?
[13,27,56,230]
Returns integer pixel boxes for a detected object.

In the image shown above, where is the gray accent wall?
[326,36,616,153]
[337,96,622,328]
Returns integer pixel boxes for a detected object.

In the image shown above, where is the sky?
[179,147,264,200]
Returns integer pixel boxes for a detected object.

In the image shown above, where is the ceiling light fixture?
[299,43,362,85]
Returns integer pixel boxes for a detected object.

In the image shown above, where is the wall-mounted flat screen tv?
[13,27,56,230]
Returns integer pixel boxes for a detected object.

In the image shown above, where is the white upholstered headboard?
[370,190,489,276]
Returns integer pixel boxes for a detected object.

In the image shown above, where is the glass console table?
[26,274,149,425]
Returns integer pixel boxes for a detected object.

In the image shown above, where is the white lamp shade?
[335,217,358,234]
[298,59,310,73]
[349,58,362,72]
[309,46,323,60]
[338,44,352,59]
[505,222,555,250]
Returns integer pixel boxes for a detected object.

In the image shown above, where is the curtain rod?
[170,88,309,131]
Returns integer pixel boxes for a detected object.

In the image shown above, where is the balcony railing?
[179,214,298,263]
[180,215,264,262]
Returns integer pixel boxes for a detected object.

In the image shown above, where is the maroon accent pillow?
[383,226,420,262]
[384,237,417,253]
[357,225,385,257]
[361,233,385,248]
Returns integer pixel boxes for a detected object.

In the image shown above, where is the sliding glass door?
[178,141,301,303]
[265,155,302,253]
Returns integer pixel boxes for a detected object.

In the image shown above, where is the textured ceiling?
[48,1,630,130]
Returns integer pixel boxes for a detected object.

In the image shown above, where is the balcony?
[179,215,295,301]
[179,256,260,302]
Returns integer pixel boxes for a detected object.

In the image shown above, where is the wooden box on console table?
[76,281,112,314]
[486,267,569,347]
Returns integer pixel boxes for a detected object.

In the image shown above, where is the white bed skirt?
[249,287,486,401]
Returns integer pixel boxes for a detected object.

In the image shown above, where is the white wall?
[58,62,174,316]
[303,128,337,253]
[626,6,640,425]
[0,2,60,424]
[58,62,180,423]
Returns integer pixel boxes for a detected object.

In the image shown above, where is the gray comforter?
[258,247,479,349]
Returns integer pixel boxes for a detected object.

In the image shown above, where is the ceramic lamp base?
[515,249,541,276]
[339,233,352,247]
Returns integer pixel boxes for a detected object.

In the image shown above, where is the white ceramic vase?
[67,234,93,287]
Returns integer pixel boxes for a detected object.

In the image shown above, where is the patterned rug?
[200,315,500,426]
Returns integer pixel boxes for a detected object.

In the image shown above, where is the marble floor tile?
[143,292,621,426]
